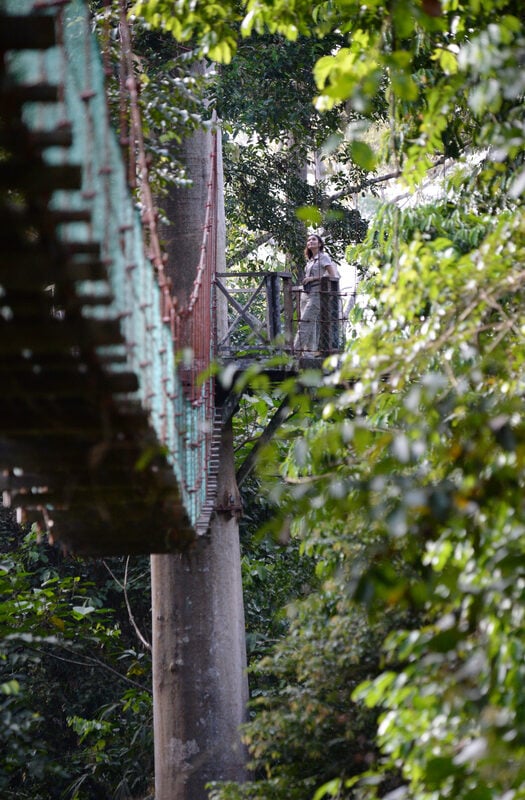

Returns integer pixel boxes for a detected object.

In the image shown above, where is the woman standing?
[294,234,339,355]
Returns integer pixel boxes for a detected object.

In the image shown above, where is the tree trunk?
[159,125,211,305]
[158,64,213,306]
[151,417,248,799]
[151,113,248,799]
[215,118,229,353]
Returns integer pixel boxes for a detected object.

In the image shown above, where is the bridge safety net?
[1,0,218,539]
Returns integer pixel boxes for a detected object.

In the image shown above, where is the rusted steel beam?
[47,208,92,224]
[5,485,179,509]
[0,263,107,286]
[28,125,74,149]
[216,271,270,279]
[265,273,281,340]
[0,439,159,472]
[0,124,74,150]
[0,257,108,287]
[319,277,341,354]
[62,240,102,257]
[0,398,146,434]
[0,353,91,371]
[0,465,180,493]
[281,273,295,346]
[0,293,114,314]
[0,204,92,237]
[0,424,105,439]
[215,276,268,345]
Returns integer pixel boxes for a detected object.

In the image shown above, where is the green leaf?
[425,756,460,787]
[390,71,419,101]
[352,672,397,707]
[208,39,235,64]
[72,605,96,618]
[296,206,323,225]
[313,777,343,800]
[1,679,20,695]
[434,48,459,75]
[350,140,376,171]
[427,628,462,653]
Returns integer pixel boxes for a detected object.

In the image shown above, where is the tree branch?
[103,558,151,651]
[37,644,151,693]
[329,156,448,202]
[227,233,273,267]
[236,400,292,488]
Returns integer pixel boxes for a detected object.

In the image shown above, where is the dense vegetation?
[3,0,525,799]
[0,508,154,799]
[135,1,523,798]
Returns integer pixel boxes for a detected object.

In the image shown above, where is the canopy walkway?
[0,0,353,556]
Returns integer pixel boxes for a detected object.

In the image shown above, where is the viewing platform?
[215,270,355,372]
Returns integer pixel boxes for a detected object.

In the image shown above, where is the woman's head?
[305,234,324,259]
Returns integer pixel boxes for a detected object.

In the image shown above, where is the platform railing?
[214,271,356,360]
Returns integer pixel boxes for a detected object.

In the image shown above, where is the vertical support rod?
[265,272,281,341]
[281,273,294,349]
[329,278,340,352]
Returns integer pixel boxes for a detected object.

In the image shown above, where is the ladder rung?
[1,82,60,104]
[0,161,82,192]
[0,15,56,51]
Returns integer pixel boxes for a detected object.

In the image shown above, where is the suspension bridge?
[0,0,352,556]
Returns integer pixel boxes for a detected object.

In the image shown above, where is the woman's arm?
[322,254,339,279]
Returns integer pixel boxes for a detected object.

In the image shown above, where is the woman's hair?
[305,234,325,260]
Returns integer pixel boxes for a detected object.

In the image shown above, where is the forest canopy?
[126,1,525,799]
[131,0,524,260]
[2,1,524,799]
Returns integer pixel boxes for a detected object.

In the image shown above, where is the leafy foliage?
[91,0,211,202]
[151,1,525,799]
[233,387,318,663]
[130,0,525,189]
[214,195,525,800]
[0,511,153,800]
[214,35,345,147]
[130,1,372,263]
[215,31,371,264]
[224,136,368,268]
[6,1,525,798]
[335,203,525,800]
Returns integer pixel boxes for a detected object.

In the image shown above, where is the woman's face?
[307,235,321,253]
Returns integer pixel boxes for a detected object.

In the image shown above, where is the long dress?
[294,252,335,353]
